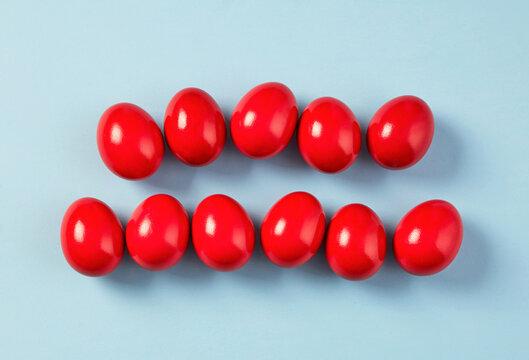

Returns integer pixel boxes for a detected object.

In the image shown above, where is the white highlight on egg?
[110,124,123,144]
[205,215,216,236]
[381,123,392,138]
[311,121,322,138]
[73,220,85,243]
[274,218,286,236]
[243,111,256,127]
[178,109,187,130]
[409,228,421,244]
[338,228,350,247]
[139,218,152,237]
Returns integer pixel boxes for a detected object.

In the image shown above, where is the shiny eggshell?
[97,103,165,179]
[230,82,298,159]
[367,95,434,169]
[298,97,362,173]
[261,191,326,268]
[126,194,189,271]
[192,194,255,271]
[325,204,386,280]
[61,197,124,276]
[164,88,226,166]
[393,200,463,276]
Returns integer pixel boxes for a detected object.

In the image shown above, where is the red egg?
[393,200,463,276]
[367,95,434,169]
[97,103,165,180]
[325,204,386,280]
[192,194,255,271]
[126,194,189,271]
[298,97,362,173]
[164,88,226,166]
[61,198,124,276]
[261,192,326,268]
[230,82,298,159]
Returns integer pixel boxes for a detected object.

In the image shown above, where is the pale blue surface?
[1,1,528,359]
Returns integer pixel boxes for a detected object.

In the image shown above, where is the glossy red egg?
[61,198,124,276]
[261,192,326,268]
[298,97,362,173]
[126,194,189,271]
[230,82,298,159]
[326,204,386,280]
[367,95,434,169]
[192,194,255,271]
[164,88,226,166]
[393,200,463,276]
[97,103,164,180]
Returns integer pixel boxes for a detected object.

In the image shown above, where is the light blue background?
[1,1,528,359]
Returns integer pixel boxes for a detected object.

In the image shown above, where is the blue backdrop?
[1,1,528,359]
